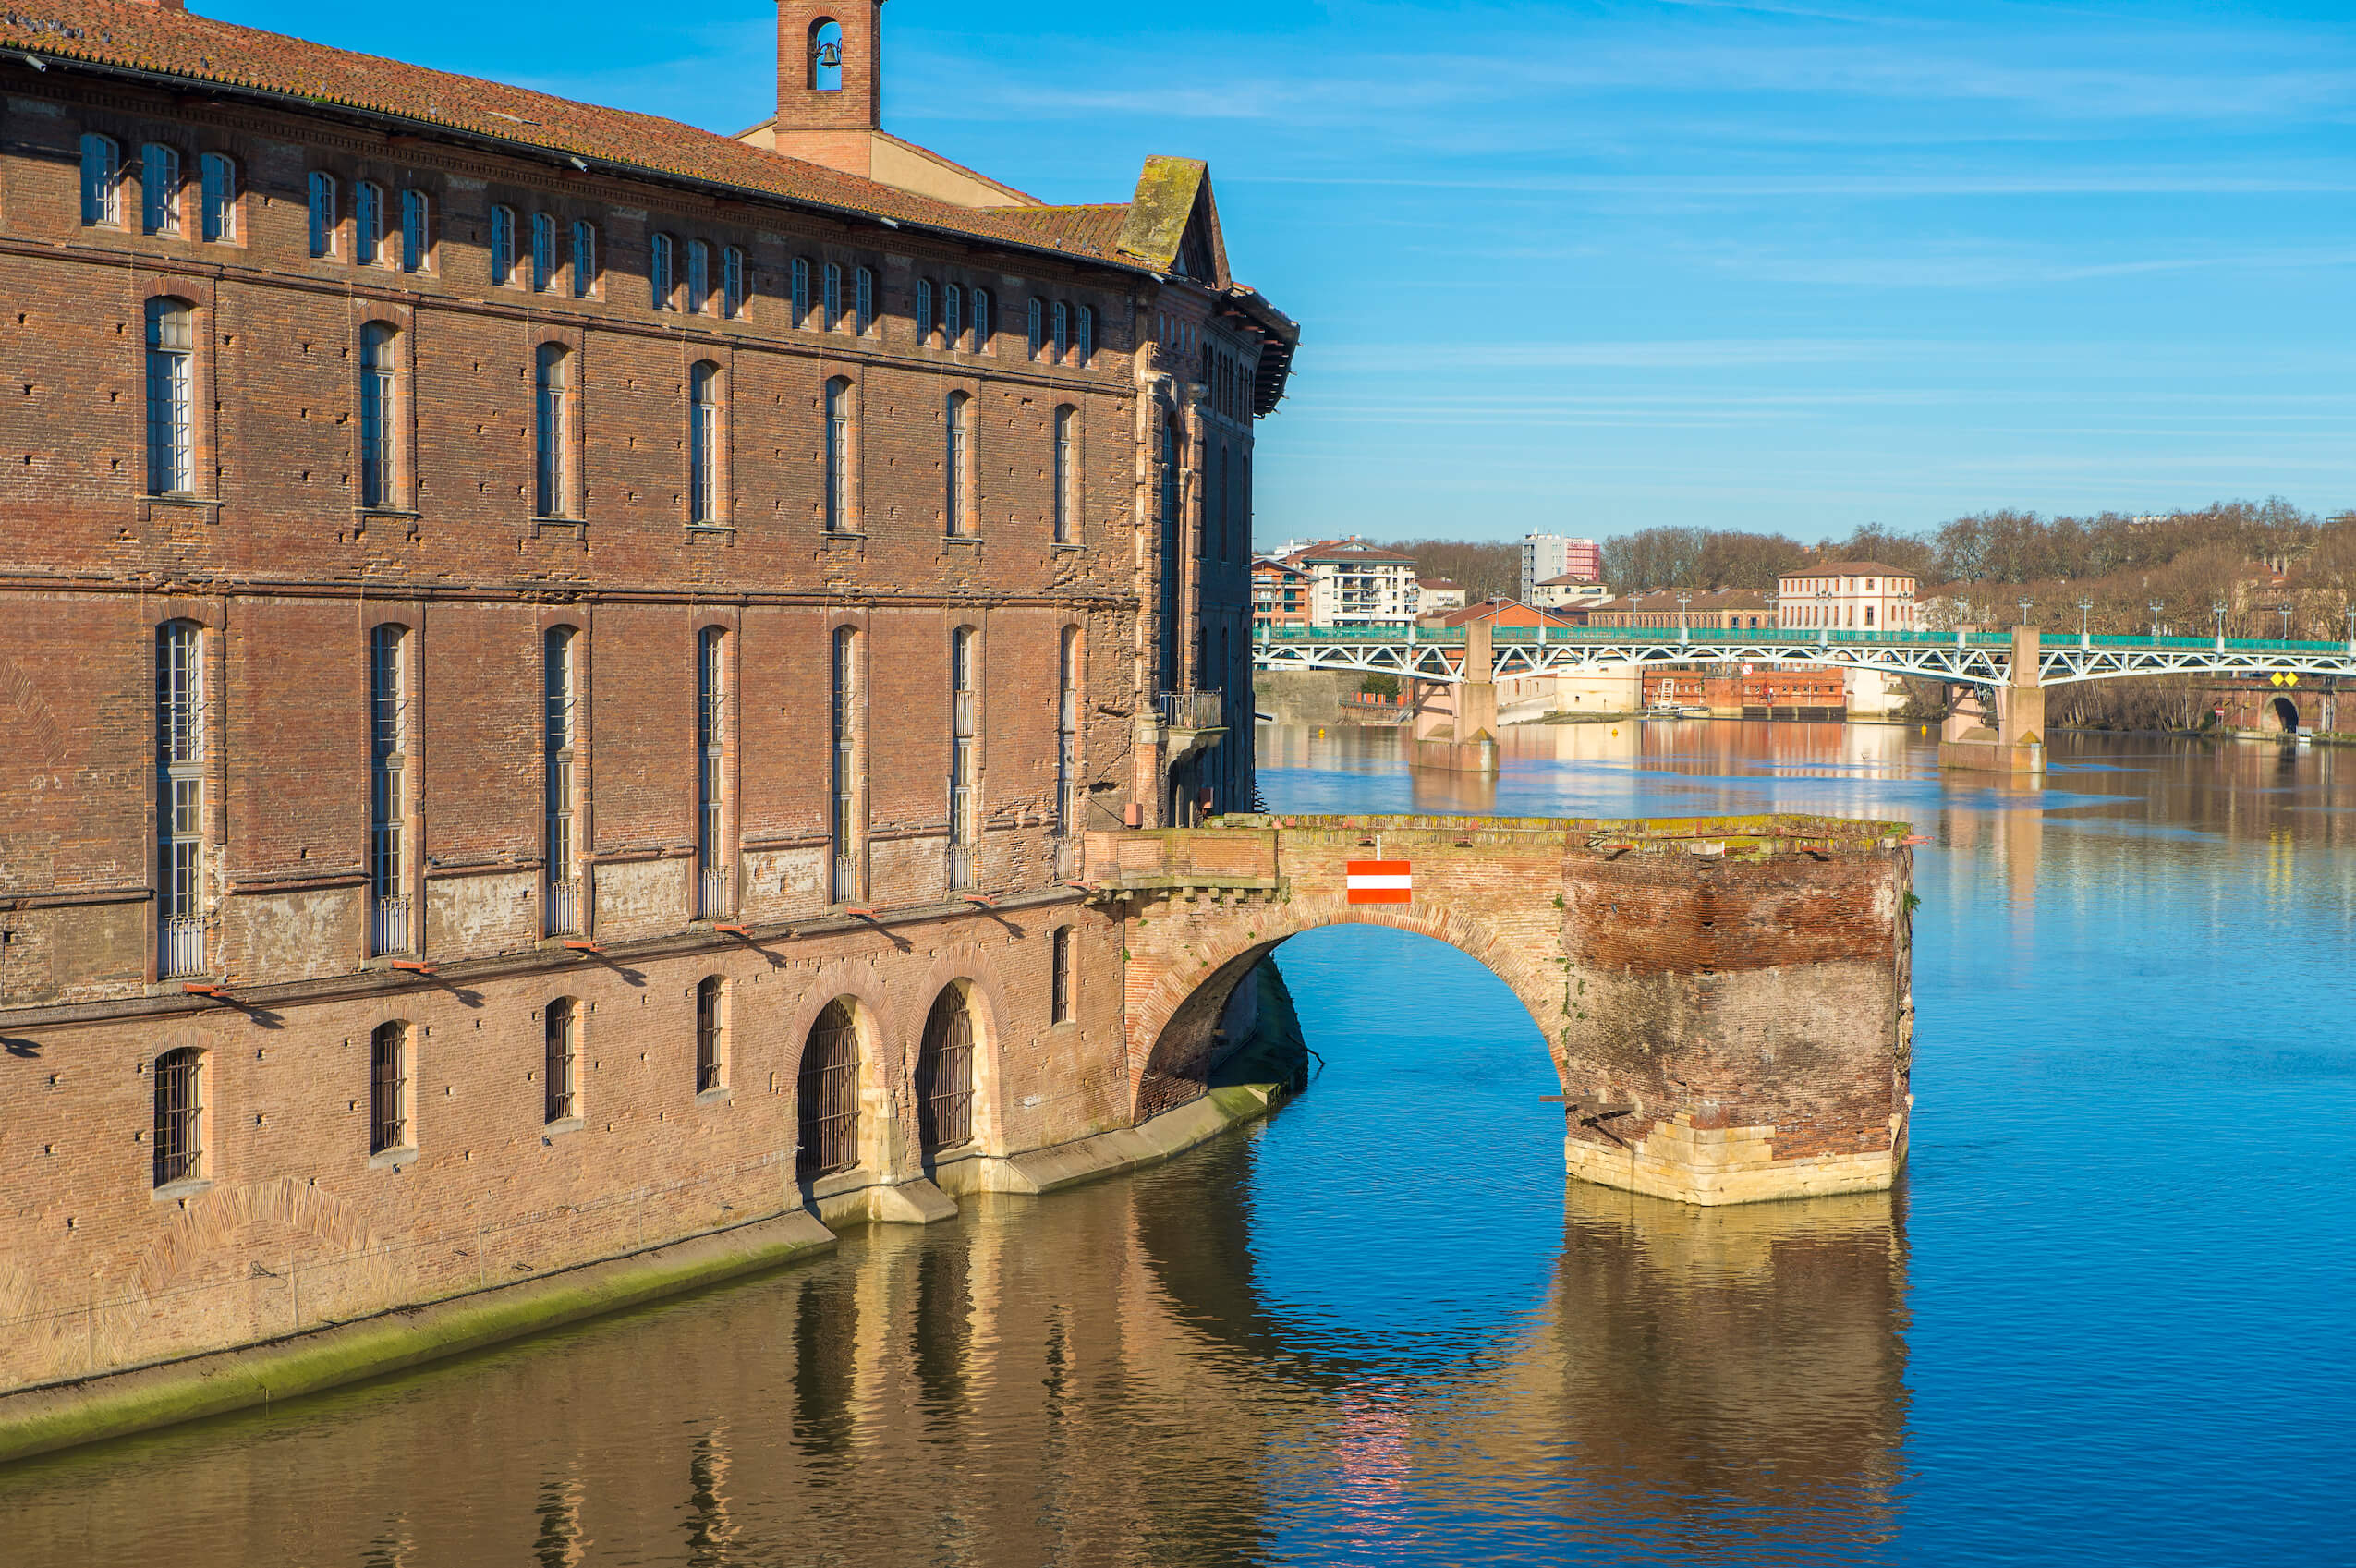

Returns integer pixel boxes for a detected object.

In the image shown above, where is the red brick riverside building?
[0,0,1294,1392]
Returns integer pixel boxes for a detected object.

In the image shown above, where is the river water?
[6,722,2352,1566]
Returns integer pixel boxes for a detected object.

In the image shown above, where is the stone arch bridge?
[1087,813,1915,1206]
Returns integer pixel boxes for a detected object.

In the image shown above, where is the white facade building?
[1531,574,1611,613]
[1776,561,1921,633]
[1289,540,1419,628]
[1415,578,1468,615]
[1521,534,1605,601]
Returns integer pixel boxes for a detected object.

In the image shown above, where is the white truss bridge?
[1255,626,2356,687]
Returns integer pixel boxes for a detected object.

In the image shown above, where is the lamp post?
[2279,605,2292,640]
[1677,591,1692,647]
[2212,601,2228,652]
[2149,600,2164,640]
[2077,598,2093,650]
[2346,603,2355,655]
[2017,597,2034,633]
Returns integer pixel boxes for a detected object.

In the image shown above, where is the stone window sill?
[152,1176,213,1203]
[369,1144,418,1171]
[356,506,420,520]
[1050,540,1082,551]
[542,1116,585,1141]
[696,1086,733,1107]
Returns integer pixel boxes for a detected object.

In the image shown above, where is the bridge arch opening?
[2271,696,2300,735]
[916,982,978,1160]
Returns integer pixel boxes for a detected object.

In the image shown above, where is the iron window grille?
[696,978,725,1094]
[544,999,578,1123]
[797,1000,860,1178]
[152,1049,204,1187]
[948,627,978,892]
[370,623,410,955]
[1052,407,1076,543]
[544,627,583,935]
[943,393,969,536]
[370,1021,408,1153]
[831,628,861,903]
[917,988,975,1153]
[696,626,731,916]
[158,620,207,978]
[1050,926,1074,1024]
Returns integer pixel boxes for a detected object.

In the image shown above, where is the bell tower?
[776,0,883,135]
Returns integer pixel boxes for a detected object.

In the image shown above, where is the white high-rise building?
[1521,533,1604,600]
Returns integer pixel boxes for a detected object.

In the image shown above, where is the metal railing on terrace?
[1157,690,1224,730]
[370,893,411,957]
[160,915,206,979]
[1256,625,2356,652]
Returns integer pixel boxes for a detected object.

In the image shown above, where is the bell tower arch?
[775,0,883,135]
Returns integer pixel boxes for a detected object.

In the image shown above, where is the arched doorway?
[797,999,861,1181]
[2271,696,2300,735]
[916,985,976,1158]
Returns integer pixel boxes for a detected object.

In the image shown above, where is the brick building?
[0,0,1294,1393]
[1251,556,1311,631]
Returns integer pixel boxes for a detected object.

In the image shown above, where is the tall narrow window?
[370,623,410,955]
[571,220,598,298]
[370,1021,409,1154]
[831,627,860,903]
[791,257,811,325]
[1026,298,1043,359]
[822,262,843,330]
[1052,406,1076,544]
[649,232,674,308]
[145,297,195,495]
[1054,625,1080,878]
[140,143,181,236]
[530,213,555,292]
[157,620,206,979]
[823,376,852,532]
[199,153,237,242]
[697,626,730,918]
[942,284,963,348]
[686,239,710,314]
[1157,415,1181,691]
[916,279,934,344]
[943,392,970,537]
[400,188,429,273]
[1050,927,1074,1024]
[696,978,726,1094]
[354,180,383,265]
[152,1048,205,1187]
[358,322,397,509]
[722,246,745,319]
[491,204,516,286]
[544,998,579,1123]
[855,266,874,334]
[970,288,990,352]
[534,343,569,518]
[688,361,722,526]
[947,626,978,892]
[544,627,582,936]
[810,18,845,91]
[80,133,121,226]
[1051,300,1068,363]
[307,171,337,258]
[1076,305,1094,367]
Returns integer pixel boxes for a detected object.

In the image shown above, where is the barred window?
[544,998,579,1124]
[490,204,516,286]
[369,623,409,955]
[370,1021,409,1154]
[1052,405,1076,544]
[199,153,237,243]
[152,1048,205,1187]
[80,133,121,226]
[695,977,726,1094]
[140,143,181,237]
[157,620,207,980]
[1050,926,1075,1023]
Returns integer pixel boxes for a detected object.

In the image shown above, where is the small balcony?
[160,914,206,979]
[370,893,412,957]
[1156,690,1223,731]
[698,866,735,921]
[545,876,584,938]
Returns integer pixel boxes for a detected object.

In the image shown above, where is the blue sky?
[220,0,2356,546]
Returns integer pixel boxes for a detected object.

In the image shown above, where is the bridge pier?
[1410,618,1500,772]
[1938,626,2046,775]
[1100,812,1915,1207]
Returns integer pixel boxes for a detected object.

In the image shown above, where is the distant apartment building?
[1282,540,1418,627]
[1252,557,1312,631]
[1776,563,1920,632]
[1521,533,1604,600]
[1531,574,1610,614]
[1415,578,1467,615]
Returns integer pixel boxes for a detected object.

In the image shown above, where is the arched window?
[370,1020,410,1154]
[948,626,978,891]
[695,977,727,1094]
[490,204,516,286]
[80,133,121,226]
[686,238,710,314]
[308,171,337,258]
[822,376,852,532]
[534,343,570,518]
[144,297,195,496]
[354,180,383,265]
[400,188,430,273]
[369,622,411,955]
[359,322,397,509]
[152,1047,205,1187]
[831,626,861,902]
[530,213,555,292]
[798,999,859,1178]
[696,626,730,918]
[140,143,180,237]
[809,18,845,91]
[943,391,970,537]
[1050,926,1075,1024]
[571,219,597,298]
[157,620,207,978]
[916,987,975,1154]
[688,361,723,525]
[199,153,237,243]
[942,284,962,348]
[722,245,746,319]
[1053,406,1077,544]
[544,626,583,935]
[544,998,580,1124]
[650,232,675,310]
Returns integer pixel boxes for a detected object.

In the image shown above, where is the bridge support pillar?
[1938,626,2046,775]
[1411,617,1500,772]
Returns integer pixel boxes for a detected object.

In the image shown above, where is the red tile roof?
[1783,561,1917,579]
[0,0,1138,270]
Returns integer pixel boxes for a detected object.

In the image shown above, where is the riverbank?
[0,964,1312,1466]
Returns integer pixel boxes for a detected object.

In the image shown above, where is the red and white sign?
[1346,860,1411,904]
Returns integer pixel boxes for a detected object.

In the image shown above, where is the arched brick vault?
[1127,895,1571,1122]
